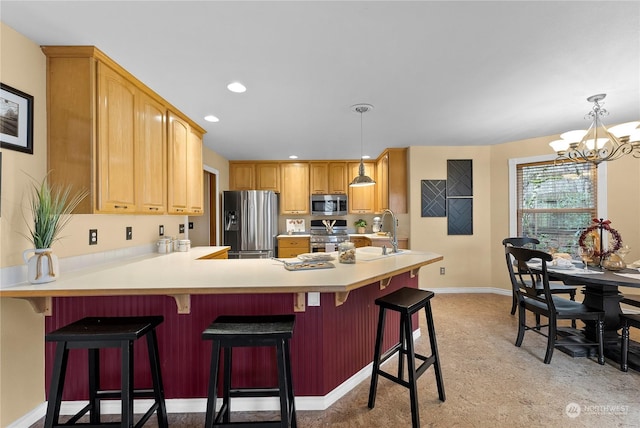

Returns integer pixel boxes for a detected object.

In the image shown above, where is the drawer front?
[278,247,307,258]
[278,237,310,248]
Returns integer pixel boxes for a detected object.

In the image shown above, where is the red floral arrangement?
[578,218,623,259]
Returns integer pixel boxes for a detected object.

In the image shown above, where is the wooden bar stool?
[202,314,297,428]
[368,287,445,428]
[44,316,167,428]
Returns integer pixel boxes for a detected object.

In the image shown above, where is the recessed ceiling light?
[227,82,246,93]
[204,115,219,123]
[362,155,371,159]
[289,155,298,159]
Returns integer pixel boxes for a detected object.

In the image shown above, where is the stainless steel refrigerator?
[223,190,279,259]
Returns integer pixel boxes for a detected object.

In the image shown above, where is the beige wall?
[1,22,49,426]
[408,146,493,290]
[0,22,230,425]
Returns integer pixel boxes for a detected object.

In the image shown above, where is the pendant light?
[350,103,376,187]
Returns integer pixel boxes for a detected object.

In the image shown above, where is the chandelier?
[549,94,640,166]
[349,104,376,187]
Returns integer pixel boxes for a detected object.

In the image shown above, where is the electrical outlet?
[179,224,185,233]
[89,229,98,245]
[159,225,164,236]
[189,222,194,230]
[126,226,133,240]
[440,267,446,275]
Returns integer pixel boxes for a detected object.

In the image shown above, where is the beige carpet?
[31,293,640,427]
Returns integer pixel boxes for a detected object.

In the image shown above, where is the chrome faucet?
[381,209,399,253]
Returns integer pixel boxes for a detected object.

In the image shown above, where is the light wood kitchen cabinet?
[348,162,376,213]
[309,162,329,194]
[328,162,348,194]
[350,236,371,248]
[369,237,409,249]
[96,63,137,213]
[168,112,203,215]
[136,91,167,214]
[229,162,280,191]
[187,129,204,214]
[376,148,408,214]
[277,236,310,258]
[229,162,255,190]
[255,163,280,192]
[310,162,348,194]
[280,163,310,214]
[197,248,229,259]
[43,45,204,215]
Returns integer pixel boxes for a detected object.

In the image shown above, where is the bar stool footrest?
[229,387,281,398]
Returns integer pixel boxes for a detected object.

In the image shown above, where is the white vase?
[23,248,59,284]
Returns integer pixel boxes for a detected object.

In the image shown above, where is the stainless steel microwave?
[310,194,348,216]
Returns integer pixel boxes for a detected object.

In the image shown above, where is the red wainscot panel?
[44,271,417,400]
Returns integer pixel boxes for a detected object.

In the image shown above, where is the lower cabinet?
[197,248,230,259]
[277,236,310,258]
[350,236,372,248]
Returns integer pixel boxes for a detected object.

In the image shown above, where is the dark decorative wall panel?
[447,159,473,196]
[447,198,473,235]
[421,179,446,217]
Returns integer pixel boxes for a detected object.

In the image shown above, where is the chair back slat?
[505,246,555,311]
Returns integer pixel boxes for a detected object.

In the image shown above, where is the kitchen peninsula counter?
[0,246,442,314]
[2,246,443,410]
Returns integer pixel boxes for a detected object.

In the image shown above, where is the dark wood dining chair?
[502,237,578,316]
[620,295,640,372]
[505,246,605,365]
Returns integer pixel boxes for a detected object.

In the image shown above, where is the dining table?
[530,261,640,371]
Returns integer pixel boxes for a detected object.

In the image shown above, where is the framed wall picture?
[1,83,34,154]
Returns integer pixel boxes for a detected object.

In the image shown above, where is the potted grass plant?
[354,219,367,234]
[22,174,87,284]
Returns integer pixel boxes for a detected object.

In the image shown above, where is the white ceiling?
[2,1,639,161]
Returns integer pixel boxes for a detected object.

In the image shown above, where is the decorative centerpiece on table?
[578,218,625,270]
[354,219,367,234]
[22,174,87,284]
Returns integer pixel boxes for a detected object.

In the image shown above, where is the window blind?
[516,160,597,253]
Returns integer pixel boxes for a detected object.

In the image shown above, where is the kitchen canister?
[157,238,172,253]
[338,241,356,264]
[177,239,191,252]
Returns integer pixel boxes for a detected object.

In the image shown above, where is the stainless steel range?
[309,219,350,252]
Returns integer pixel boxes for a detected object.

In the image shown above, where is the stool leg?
[368,307,387,409]
[276,340,289,428]
[88,348,100,424]
[398,315,406,382]
[223,346,232,423]
[283,339,297,428]
[121,339,135,428]
[403,313,420,428]
[425,301,445,401]
[205,341,221,428]
[44,342,69,428]
[146,329,168,427]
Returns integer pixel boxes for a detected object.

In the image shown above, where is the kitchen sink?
[356,247,409,261]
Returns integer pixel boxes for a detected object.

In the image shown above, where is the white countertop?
[1,246,441,296]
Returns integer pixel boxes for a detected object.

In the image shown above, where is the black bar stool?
[44,316,168,428]
[202,314,297,428]
[368,287,445,428]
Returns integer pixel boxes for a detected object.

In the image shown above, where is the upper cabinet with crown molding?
[43,46,205,215]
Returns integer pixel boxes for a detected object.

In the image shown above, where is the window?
[512,158,601,255]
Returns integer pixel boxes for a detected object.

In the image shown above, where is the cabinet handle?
[148,207,159,211]
[114,205,128,209]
